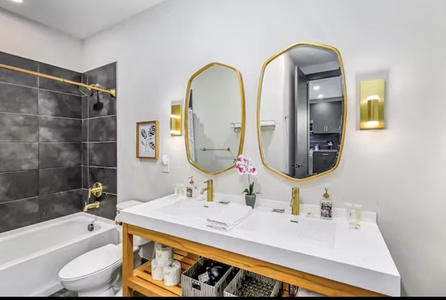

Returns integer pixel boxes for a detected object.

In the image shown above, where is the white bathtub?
[0,212,118,296]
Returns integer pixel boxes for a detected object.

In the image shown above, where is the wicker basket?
[181,257,236,297]
[223,269,282,297]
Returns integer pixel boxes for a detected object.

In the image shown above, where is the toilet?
[58,200,151,297]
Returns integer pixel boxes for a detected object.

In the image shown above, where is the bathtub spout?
[83,201,100,212]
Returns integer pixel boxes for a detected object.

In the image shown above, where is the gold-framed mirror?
[257,42,347,182]
[184,62,246,175]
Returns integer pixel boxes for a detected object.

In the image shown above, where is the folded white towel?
[206,203,252,231]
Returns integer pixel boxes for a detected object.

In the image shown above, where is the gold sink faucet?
[200,179,214,202]
[290,187,300,215]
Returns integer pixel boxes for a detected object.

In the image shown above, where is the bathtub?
[0,212,118,296]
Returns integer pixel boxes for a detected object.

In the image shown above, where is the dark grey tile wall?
[0,52,117,233]
[39,167,82,195]
[89,116,116,142]
[38,90,82,118]
[39,143,81,168]
[39,117,82,142]
[0,143,38,172]
[0,170,39,203]
[0,52,38,87]
[0,114,38,141]
[82,63,117,220]
[39,63,82,95]
[0,198,39,233]
[0,51,84,233]
[39,190,83,222]
[0,83,38,114]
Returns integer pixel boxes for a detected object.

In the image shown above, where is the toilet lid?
[58,244,122,281]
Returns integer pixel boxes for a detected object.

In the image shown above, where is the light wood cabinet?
[121,223,385,297]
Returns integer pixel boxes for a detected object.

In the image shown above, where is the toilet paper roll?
[155,243,173,267]
[163,260,181,286]
[151,259,164,281]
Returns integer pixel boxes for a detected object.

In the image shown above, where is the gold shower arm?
[0,63,116,97]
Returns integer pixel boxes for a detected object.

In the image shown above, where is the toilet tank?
[116,200,150,247]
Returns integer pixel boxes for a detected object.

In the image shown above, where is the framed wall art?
[136,120,159,159]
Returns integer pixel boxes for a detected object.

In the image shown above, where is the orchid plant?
[236,155,259,195]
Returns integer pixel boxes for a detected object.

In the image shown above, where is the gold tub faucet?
[84,201,100,212]
[84,182,103,211]
[290,187,300,215]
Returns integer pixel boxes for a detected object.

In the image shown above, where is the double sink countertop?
[119,193,400,296]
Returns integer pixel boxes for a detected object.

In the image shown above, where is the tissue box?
[181,257,236,297]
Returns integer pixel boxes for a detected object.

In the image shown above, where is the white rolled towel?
[151,259,164,281]
[155,243,173,267]
[163,260,181,286]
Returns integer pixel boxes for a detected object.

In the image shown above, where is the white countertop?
[119,193,400,296]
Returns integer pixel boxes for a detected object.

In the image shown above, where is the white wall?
[83,0,446,296]
[0,9,82,71]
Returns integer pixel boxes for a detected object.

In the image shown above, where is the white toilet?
[58,200,151,297]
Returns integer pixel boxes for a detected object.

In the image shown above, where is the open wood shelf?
[129,249,197,297]
[122,224,384,297]
[128,249,294,297]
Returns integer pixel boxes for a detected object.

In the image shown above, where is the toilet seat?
[58,244,122,282]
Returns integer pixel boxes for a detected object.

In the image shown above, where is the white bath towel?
[206,203,252,231]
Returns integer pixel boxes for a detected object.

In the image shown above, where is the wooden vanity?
[119,194,400,297]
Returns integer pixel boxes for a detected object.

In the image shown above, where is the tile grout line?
[37,63,41,220]
[0,188,85,206]
[0,80,83,97]
[0,111,83,121]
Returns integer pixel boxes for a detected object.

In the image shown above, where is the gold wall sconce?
[359,79,385,130]
[170,103,183,136]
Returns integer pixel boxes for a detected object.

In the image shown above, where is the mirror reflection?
[258,43,346,181]
[185,63,245,175]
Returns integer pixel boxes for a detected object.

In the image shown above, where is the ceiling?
[0,0,166,39]
[289,46,338,68]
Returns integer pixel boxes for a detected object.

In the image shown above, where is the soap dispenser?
[320,188,333,220]
[186,176,197,199]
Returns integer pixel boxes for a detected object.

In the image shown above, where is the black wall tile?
[39,167,82,195]
[38,90,82,118]
[0,114,38,141]
[39,116,82,142]
[85,63,116,90]
[0,143,38,172]
[39,190,82,222]
[88,167,117,194]
[0,198,39,233]
[89,116,116,142]
[83,192,117,220]
[39,63,81,95]
[0,170,39,203]
[0,52,38,87]
[0,83,38,114]
[89,143,116,167]
[39,143,81,169]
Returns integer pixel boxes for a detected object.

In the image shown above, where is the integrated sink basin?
[236,210,336,248]
[154,196,336,248]
[155,197,229,223]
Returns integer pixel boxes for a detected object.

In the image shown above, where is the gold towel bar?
[200,147,231,151]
